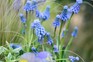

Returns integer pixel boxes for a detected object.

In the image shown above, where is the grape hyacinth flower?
[60,5,72,21]
[71,26,78,37]
[31,19,41,29]
[30,0,37,11]
[53,15,60,27]
[70,0,83,14]
[35,26,46,44]
[36,5,50,21]
[24,0,32,12]
[10,43,22,49]
[61,30,65,38]
[20,13,26,23]
[53,45,59,53]
[46,32,53,45]
[69,56,79,62]
[31,19,46,44]
[31,47,38,54]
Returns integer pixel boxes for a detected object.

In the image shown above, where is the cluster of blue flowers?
[24,0,37,11]
[19,13,26,23]
[53,0,83,27]
[31,19,53,45]
[18,0,83,62]
[69,56,79,62]
[36,5,50,21]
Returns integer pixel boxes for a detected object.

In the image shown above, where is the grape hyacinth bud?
[60,5,72,21]
[53,15,60,27]
[24,0,32,12]
[70,0,83,14]
[69,56,79,62]
[31,47,38,54]
[10,43,22,49]
[61,30,65,38]
[46,32,53,45]
[71,27,78,37]
[36,5,50,21]
[20,13,26,23]
[53,45,59,53]
[31,19,41,29]
[43,5,50,20]
[30,0,37,11]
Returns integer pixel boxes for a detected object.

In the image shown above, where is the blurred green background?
[0,0,93,62]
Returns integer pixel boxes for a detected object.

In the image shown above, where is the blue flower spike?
[36,5,50,21]
[20,13,26,23]
[70,0,83,14]
[31,46,38,54]
[30,0,37,11]
[35,26,46,44]
[60,5,72,21]
[46,32,53,45]
[53,45,59,53]
[31,19,46,44]
[71,26,78,37]
[24,0,32,12]
[53,15,60,27]
[69,56,79,62]
[43,5,50,20]
[31,19,41,29]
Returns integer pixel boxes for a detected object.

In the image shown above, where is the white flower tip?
[63,5,68,9]
[34,19,40,23]
[76,0,83,4]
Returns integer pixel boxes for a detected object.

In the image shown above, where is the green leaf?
[0,46,7,54]
[12,47,22,53]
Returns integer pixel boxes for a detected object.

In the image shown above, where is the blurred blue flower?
[31,47,38,54]
[24,0,37,11]
[30,0,37,11]
[60,5,72,21]
[71,26,78,37]
[69,56,79,62]
[43,5,50,20]
[10,43,22,49]
[31,19,41,29]
[62,30,65,38]
[53,15,60,27]
[36,5,50,20]
[35,26,46,44]
[70,0,83,14]
[31,19,46,44]
[36,51,51,59]
[20,13,26,23]
[46,32,53,45]
[53,45,59,53]
[24,0,32,12]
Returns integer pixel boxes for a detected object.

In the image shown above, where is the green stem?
[59,13,74,62]
[58,21,63,62]
[54,27,57,38]
[58,21,63,48]
[64,36,74,56]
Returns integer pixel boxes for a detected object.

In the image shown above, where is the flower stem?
[54,27,57,38]
[64,36,74,57]
[58,20,63,47]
